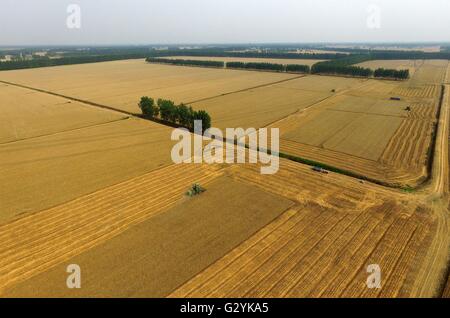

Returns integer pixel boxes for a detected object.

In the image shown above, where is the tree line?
[311,63,373,77]
[148,55,409,80]
[310,55,409,79]
[311,55,374,77]
[373,68,409,79]
[0,53,149,71]
[148,58,311,74]
[228,62,310,73]
[147,48,347,60]
[309,47,450,60]
[138,96,211,132]
[227,62,284,72]
[285,64,311,73]
[146,57,224,68]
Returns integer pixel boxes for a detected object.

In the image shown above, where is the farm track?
[410,84,450,297]
[0,163,224,294]
[272,81,443,188]
[278,139,424,187]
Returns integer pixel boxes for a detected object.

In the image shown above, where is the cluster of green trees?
[374,68,409,79]
[147,58,310,74]
[146,57,224,68]
[310,55,408,79]
[149,54,410,79]
[369,51,450,60]
[227,62,284,72]
[311,62,373,77]
[311,55,373,77]
[138,97,211,132]
[285,64,310,73]
[309,47,450,60]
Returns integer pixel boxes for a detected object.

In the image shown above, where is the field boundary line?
[412,84,450,297]
[0,80,135,116]
[264,79,372,132]
[0,116,130,145]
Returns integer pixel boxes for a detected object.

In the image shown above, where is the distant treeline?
[312,63,374,77]
[0,53,149,71]
[311,55,374,77]
[227,62,284,72]
[146,57,224,68]
[286,64,311,73]
[311,55,409,79]
[312,47,450,59]
[147,48,347,60]
[148,47,450,61]
[229,62,310,74]
[369,51,450,60]
[138,96,211,132]
[149,56,407,79]
[148,57,311,74]
[374,68,409,79]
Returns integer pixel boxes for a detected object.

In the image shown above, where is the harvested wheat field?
[1,155,444,298]
[267,68,445,187]
[0,59,299,114]
[191,75,364,129]
[0,117,176,223]
[443,277,450,298]
[170,159,446,298]
[356,60,419,76]
[0,163,226,295]
[0,83,126,143]
[3,176,293,297]
[0,57,448,300]
[164,56,325,67]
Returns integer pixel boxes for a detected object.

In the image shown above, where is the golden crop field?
[0,57,448,299]
[0,158,444,298]
[269,63,446,187]
[356,59,419,76]
[3,176,294,297]
[164,55,325,66]
[0,83,125,143]
[0,59,299,113]
[0,117,176,223]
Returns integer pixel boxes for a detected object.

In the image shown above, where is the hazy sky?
[0,0,449,46]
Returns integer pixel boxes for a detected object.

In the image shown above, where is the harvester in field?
[186,183,206,197]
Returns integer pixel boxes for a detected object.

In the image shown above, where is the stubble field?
[0,58,448,298]
[0,83,125,143]
[0,158,443,298]
[0,59,299,113]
